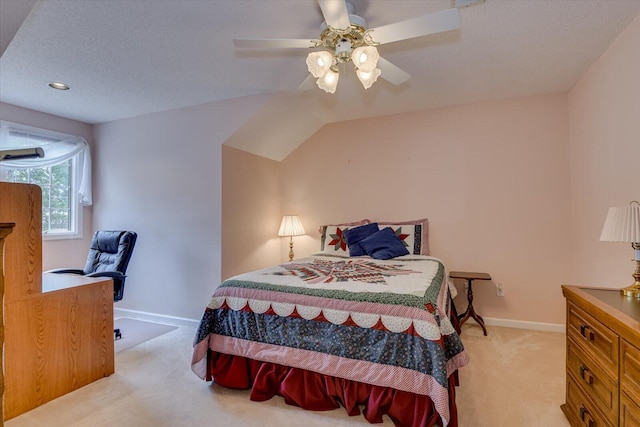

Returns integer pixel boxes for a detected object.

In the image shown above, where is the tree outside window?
[6,159,75,234]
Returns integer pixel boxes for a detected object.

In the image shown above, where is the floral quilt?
[192,254,469,426]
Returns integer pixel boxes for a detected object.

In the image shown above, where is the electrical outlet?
[496,282,504,297]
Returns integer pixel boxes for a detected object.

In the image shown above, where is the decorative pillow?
[319,219,370,257]
[377,218,429,255]
[344,222,380,257]
[359,227,410,260]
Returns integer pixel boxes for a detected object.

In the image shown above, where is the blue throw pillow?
[359,227,410,260]
[344,223,379,256]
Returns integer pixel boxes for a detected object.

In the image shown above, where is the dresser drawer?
[620,339,640,402]
[568,301,619,376]
[566,374,615,427]
[567,337,618,420]
[621,391,640,427]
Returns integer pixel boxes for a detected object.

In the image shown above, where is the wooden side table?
[450,271,492,336]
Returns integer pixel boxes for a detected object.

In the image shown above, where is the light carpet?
[114,317,178,353]
[6,324,571,426]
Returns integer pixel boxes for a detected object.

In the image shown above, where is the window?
[0,122,92,240]
[5,158,81,237]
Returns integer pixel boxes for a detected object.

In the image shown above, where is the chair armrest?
[85,271,126,280]
[46,268,85,275]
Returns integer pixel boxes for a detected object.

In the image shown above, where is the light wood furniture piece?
[450,271,492,336]
[0,182,115,421]
[1,222,16,426]
[561,285,640,427]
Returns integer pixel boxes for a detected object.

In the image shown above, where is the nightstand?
[450,271,492,336]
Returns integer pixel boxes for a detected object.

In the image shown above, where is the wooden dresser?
[562,285,640,427]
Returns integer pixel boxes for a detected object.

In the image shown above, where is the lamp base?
[288,239,295,262]
[620,281,640,298]
[621,260,640,297]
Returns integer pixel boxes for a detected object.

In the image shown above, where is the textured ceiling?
[0,0,639,158]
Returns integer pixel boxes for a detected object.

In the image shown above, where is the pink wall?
[222,146,281,279]
[279,94,572,324]
[568,14,640,288]
[0,102,94,271]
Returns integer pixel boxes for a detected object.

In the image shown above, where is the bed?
[192,219,469,426]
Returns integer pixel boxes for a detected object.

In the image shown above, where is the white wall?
[568,14,640,288]
[93,94,275,320]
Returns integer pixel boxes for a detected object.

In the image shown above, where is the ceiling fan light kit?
[306,35,382,93]
[303,16,384,93]
[234,1,463,94]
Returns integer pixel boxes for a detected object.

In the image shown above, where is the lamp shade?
[600,201,640,243]
[316,69,339,93]
[278,215,305,237]
[356,67,381,89]
[306,51,333,78]
[352,46,379,73]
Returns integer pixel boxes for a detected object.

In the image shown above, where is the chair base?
[115,328,121,340]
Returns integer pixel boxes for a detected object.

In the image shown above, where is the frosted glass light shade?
[351,46,379,72]
[306,51,333,78]
[600,202,640,243]
[316,69,339,93]
[356,67,381,89]
[278,215,305,237]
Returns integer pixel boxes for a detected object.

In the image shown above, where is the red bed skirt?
[207,351,458,427]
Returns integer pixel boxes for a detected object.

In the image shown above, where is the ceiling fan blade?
[233,38,320,49]
[369,8,461,45]
[318,0,351,29]
[377,57,411,85]
[298,74,317,91]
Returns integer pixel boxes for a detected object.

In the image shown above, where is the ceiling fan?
[233,0,462,93]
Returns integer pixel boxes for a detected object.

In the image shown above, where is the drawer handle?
[580,324,595,341]
[579,365,594,385]
[579,406,595,427]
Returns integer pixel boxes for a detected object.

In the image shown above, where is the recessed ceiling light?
[48,82,70,90]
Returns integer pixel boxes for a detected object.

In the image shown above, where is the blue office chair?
[49,230,137,339]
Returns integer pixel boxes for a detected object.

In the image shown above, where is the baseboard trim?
[483,316,565,333]
[114,307,200,328]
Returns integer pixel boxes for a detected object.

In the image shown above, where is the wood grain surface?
[1,222,16,426]
[0,182,114,421]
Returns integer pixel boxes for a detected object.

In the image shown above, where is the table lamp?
[278,215,305,261]
[600,200,640,297]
